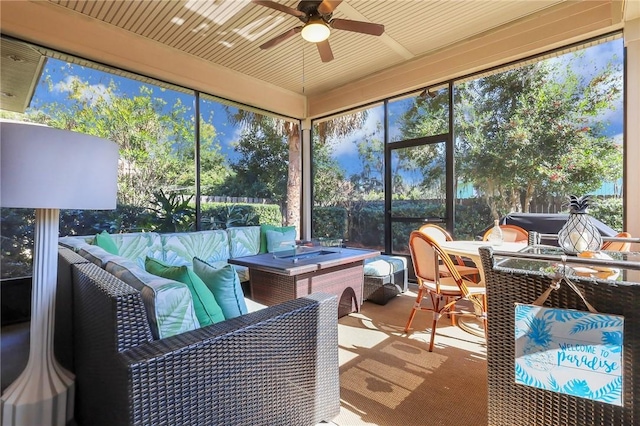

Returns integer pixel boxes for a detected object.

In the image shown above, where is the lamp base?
[1,366,74,426]
[0,209,75,425]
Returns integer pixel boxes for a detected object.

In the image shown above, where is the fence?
[201,196,272,204]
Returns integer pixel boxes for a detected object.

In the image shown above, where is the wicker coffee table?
[229,247,380,317]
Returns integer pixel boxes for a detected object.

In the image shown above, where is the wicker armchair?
[58,247,339,426]
[479,246,639,425]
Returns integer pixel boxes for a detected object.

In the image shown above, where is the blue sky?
[30,37,623,177]
[31,58,242,160]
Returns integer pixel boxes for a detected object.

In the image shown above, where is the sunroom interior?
[1,0,639,242]
[1,1,640,425]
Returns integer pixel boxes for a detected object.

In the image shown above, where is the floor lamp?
[0,120,118,426]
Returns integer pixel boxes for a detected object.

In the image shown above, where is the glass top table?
[458,244,640,337]
[492,245,640,282]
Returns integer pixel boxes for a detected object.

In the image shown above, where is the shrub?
[312,207,347,239]
[200,202,282,229]
[589,197,623,232]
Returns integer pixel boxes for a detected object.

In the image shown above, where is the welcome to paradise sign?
[514,304,624,406]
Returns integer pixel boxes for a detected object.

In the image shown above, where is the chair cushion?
[364,255,407,277]
[192,257,248,320]
[105,257,200,339]
[145,257,225,327]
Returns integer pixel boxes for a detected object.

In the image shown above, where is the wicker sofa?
[56,238,340,424]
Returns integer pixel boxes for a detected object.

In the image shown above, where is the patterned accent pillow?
[259,224,296,253]
[162,230,230,266]
[145,257,225,327]
[105,257,200,339]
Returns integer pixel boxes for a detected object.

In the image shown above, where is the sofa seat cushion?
[59,235,94,250]
[227,226,261,258]
[145,257,225,327]
[193,257,248,320]
[364,255,407,277]
[162,230,230,267]
[233,265,250,283]
[104,257,200,339]
[245,298,267,313]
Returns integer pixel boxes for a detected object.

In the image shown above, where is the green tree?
[312,141,348,207]
[350,128,384,199]
[455,59,621,218]
[27,73,227,208]
[218,121,289,205]
[392,90,450,200]
[227,108,368,232]
[394,59,621,220]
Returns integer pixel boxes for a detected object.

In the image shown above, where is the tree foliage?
[218,121,289,206]
[25,70,227,208]
[312,142,348,207]
[454,59,622,218]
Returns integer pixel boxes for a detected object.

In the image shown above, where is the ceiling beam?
[337,2,413,60]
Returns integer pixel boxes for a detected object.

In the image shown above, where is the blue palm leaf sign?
[515,304,624,406]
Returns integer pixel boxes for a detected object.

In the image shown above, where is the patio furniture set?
[403,222,639,425]
[54,226,409,424]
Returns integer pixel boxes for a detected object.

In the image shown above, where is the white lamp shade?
[1,120,118,210]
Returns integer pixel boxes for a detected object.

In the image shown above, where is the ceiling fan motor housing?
[297,1,333,23]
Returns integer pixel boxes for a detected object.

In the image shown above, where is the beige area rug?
[332,287,488,426]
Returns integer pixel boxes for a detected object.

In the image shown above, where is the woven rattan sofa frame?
[58,247,340,426]
[479,246,639,425]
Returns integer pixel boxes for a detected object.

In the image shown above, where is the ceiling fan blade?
[252,0,305,18]
[259,27,302,49]
[330,19,384,36]
[316,40,334,62]
[317,0,342,15]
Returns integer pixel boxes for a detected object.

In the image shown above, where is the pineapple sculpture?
[557,195,602,254]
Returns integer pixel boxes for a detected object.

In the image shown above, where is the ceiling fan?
[253,0,385,62]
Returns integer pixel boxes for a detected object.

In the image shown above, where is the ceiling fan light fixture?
[301,17,330,43]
